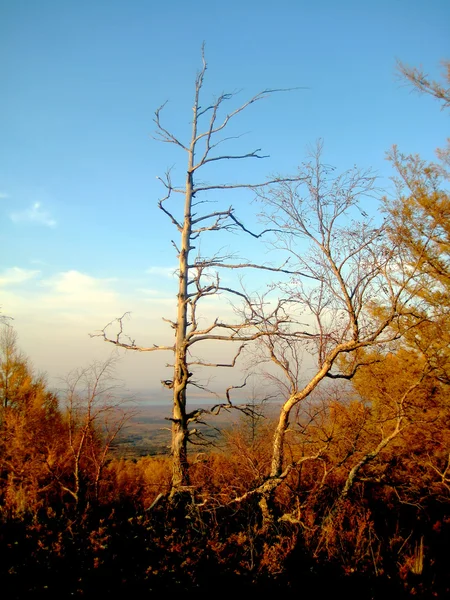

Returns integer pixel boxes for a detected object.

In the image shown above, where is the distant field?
[113,402,280,458]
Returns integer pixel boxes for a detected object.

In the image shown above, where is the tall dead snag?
[233,142,427,516]
[95,48,302,498]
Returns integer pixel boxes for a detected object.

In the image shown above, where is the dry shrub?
[312,500,381,576]
[259,533,298,576]
[105,456,171,507]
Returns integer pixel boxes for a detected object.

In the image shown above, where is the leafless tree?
[229,142,428,521]
[58,357,133,507]
[93,46,305,498]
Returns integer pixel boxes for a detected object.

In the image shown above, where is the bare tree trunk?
[270,404,291,478]
[171,340,190,492]
[168,70,199,496]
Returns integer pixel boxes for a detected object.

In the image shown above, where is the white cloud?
[1,269,122,323]
[10,202,56,227]
[0,192,9,199]
[40,270,118,311]
[0,267,40,286]
[1,268,175,390]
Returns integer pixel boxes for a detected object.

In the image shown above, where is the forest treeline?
[1,60,449,598]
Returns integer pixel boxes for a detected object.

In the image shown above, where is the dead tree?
[94,47,304,498]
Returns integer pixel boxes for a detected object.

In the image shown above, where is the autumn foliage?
[0,323,449,599]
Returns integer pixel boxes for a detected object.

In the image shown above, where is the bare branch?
[194,87,304,147]
[193,149,269,171]
[157,171,183,230]
[193,258,314,279]
[225,375,250,404]
[194,175,302,194]
[91,313,174,352]
[188,343,246,368]
[153,101,189,150]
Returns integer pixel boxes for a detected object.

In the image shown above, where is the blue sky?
[1,0,449,398]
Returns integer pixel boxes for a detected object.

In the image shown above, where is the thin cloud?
[10,202,56,227]
[0,267,40,286]
[0,192,9,199]
[40,270,116,305]
[137,288,170,297]
[146,266,178,278]
[136,288,175,306]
